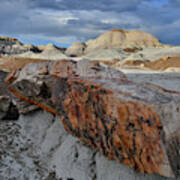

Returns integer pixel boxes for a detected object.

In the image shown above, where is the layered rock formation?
[6,59,180,178]
[144,56,180,71]
[0,36,40,55]
[85,29,164,52]
[0,36,22,46]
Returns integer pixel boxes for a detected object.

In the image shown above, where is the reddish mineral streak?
[5,60,177,177]
[7,77,169,176]
[51,78,167,175]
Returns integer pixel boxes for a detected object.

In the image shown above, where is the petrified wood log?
[6,59,180,178]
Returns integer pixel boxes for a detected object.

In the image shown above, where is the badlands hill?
[0,36,22,45]
[19,43,68,60]
[0,36,40,55]
[86,29,164,51]
[66,29,166,57]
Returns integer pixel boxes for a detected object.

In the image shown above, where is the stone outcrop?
[85,29,164,52]
[65,41,86,57]
[0,36,40,55]
[6,59,180,178]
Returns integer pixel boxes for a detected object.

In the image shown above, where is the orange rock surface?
[6,59,180,178]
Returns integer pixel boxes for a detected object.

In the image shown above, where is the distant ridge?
[0,36,22,45]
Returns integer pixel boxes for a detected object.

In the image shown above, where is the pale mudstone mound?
[6,59,180,178]
[18,44,68,60]
[65,41,86,57]
[85,29,164,52]
[37,43,59,51]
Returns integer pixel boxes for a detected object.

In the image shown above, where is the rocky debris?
[65,41,87,57]
[85,29,164,52]
[6,59,180,178]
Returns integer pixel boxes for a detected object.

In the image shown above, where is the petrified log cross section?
[6,60,180,178]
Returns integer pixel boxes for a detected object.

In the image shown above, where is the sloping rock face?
[65,41,87,57]
[6,59,180,178]
[85,29,164,52]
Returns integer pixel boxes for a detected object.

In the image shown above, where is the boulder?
[6,59,180,178]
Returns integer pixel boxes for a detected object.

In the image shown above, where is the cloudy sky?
[0,0,180,47]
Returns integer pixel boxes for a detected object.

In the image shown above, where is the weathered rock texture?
[85,29,164,52]
[6,59,180,178]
